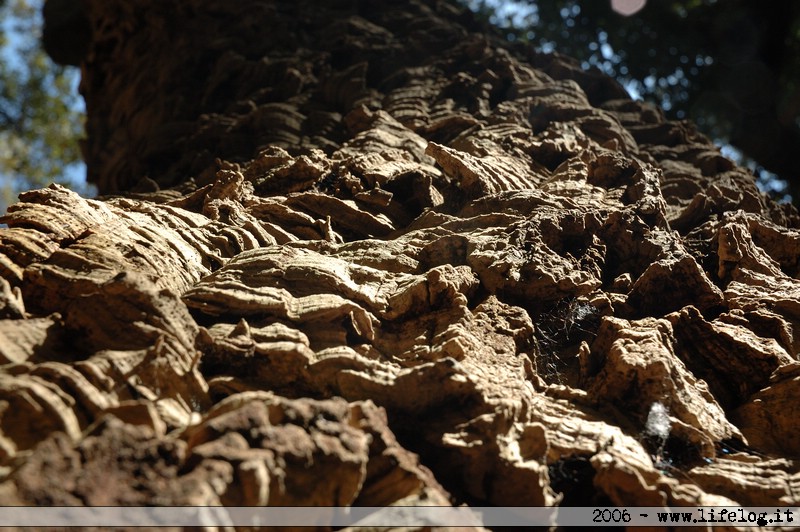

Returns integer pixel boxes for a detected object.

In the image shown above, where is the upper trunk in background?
[0,0,798,513]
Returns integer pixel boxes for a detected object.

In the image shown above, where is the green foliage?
[0,0,86,214]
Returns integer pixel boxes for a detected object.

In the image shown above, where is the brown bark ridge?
[3,0,800,511]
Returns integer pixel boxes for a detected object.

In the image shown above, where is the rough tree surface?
[2,0,800,514]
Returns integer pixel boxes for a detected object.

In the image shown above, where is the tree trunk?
[2,0,800,513]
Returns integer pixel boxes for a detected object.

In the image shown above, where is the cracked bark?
[2,0,800,512]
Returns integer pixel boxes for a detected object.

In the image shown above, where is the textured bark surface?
[3,0,800,511]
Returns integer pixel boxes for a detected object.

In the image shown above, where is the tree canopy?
[0,0,86,215]
[468,0,800,202]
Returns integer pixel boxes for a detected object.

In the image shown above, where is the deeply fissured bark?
[2,0,800,510]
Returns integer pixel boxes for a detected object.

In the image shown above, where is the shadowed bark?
[2,0,800,512]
